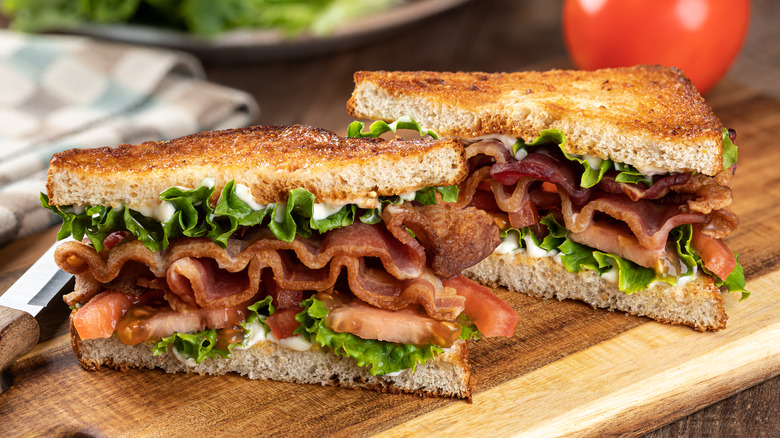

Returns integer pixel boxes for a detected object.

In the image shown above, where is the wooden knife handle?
[0,305,40,373]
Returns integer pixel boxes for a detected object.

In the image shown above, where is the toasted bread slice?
[347,66,724,176]
[463,252,726,331]
[70,317,473,399]
[47,124,466,209]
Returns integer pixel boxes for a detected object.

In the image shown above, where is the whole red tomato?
[563,0,750,93]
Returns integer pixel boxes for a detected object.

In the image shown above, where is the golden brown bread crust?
[47,124,466,208]
[348,66,725,175]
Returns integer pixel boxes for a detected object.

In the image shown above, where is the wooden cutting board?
[0,81,778,437]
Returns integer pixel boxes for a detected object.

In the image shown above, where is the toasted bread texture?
[70,317,473,399]
[47,124,466,209]
[463,252,727,331]
[347,66,725,176]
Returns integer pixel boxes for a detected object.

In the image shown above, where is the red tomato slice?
[318,291,462,347]
[265,308,301,340]
[690,227,736,281]
[262,270,303,310]
[72,291,139,340]
[443,275,518,338]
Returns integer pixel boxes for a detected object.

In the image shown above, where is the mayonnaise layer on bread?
[233,317,312,353]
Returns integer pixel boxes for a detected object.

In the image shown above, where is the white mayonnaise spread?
[68,205,86,215]
[493,230,559,258]
[514,148,529,162]
[399,191,417,202]
[600,268,619,284]
[132,201,176,223]
[233,319,268,351]
[523,234,559,258]
[466,134,519,151]
[172,346,198,367]
[311,202,346,220]
[647,265,699,289]
[569,153,604,170]
[630,164,669,177]
[494,230,521,254]
[201,177,215,189]
[272,203,285,223]
[268,332,312,351]
[234,183,267,211]
[233,318,314,352]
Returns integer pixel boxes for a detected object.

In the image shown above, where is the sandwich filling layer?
[348,120,748,301]
[51,182,518,376]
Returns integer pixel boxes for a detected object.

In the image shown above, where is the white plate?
[64,0,470,63]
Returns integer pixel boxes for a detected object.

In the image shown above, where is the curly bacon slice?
[383,202,500,279]
[56,222,467,320]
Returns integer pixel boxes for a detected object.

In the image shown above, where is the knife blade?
[0,240,73,377]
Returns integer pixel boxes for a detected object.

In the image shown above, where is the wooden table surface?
[1,0,778,436]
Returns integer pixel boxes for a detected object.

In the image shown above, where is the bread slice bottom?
[70,318,472,399]
[463,251,727,331]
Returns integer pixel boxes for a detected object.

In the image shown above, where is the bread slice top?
[347,66,725,176]
[47,124,466,209]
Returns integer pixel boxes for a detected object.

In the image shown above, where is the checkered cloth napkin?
[0,30,259,246]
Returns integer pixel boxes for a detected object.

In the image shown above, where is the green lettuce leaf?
[510,129,656,188]
[556,145,612,188]
[456,314,481,341]
[511,129,566,155]
[347,118,439,139]
[671,224,699,273]
[41,193,124,252]
[504,214,696,294]
[613,162,654,187]
[718,254,749,301]
[556,238,601,274]
[209,180,270,246]
[538,214,567,251]
[593,251,669,293]
[556,237,667,293]
[722,128,738,170]
[3,0,399,37]
[508,128,611,188]
[413,185,459,204]
[242,296,275,332]
[501,217,749,298]
[151,295,276,363]
[44,178,457,252]
[358,208,383,224]
[671,224,749,299]
[152,329,230,363]
[295,297,450,376]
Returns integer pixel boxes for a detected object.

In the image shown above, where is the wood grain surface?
[0,0,779,436]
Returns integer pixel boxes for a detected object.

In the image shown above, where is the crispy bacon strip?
[462,140,739,272]
[598,173,691,201]
[383,202,500,279]
[464,138,514,163]
[56,222,466,320]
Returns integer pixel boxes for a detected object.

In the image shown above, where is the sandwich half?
[346,66,748,331]
[44,124,518,399]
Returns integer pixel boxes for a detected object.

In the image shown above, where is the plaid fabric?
[0,30,259,246]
